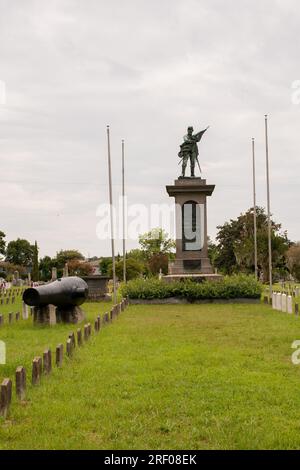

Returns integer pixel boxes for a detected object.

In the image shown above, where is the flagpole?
[122,139,126,283]
[252,138,258,280]
[264,115,272,297]
[106,125,117,305]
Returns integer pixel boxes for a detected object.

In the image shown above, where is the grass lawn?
[1,302,300,449]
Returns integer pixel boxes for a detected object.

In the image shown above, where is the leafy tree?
[215,207,290,281]
[67,259,94,276]
[5,238,33,267]
[99,257,112,275]
[0,231,6,257]
[56,250,84,268]
[39,256,56,281]
[0,261,26,280]
[110,258,144,281]
[286,242,300,281]
[126,249,148,264]
[139,228,175,259]
[32,241,39,282]
[148,253,169,275]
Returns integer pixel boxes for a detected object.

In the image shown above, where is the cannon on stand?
[23,277,89,325]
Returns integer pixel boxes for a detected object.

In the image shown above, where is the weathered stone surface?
[68,332,76,348]
[16,366,26,400]
[32,357,42,385]
[56,305,85,324]
[77,328,82,346]
[66,338,72,356]
[8,312,13,324]
[22,301,29,320]
[84,324,89,341]
[15,312,20,321]
[43,349,52,374]
[56,344,63,367]
[0,315,3,326]
[0,378,12,418]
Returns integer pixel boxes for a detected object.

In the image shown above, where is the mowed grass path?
[2,303,300,449]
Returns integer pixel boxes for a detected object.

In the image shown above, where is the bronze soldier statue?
[178,126,209,177]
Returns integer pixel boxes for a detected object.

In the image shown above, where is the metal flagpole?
[252,138,258,280]
[106,125,117,305]
[264,115,272,297]
[122,139,126,283]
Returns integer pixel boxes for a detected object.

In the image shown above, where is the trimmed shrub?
[120,274,262,301]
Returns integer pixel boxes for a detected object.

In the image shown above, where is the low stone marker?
[22,301,29,320]
[66,338,72,357]
[8,312,13,324]
[84,324,89,341]
[110,310,114,322]
[287,295,293,315]
[16,366,26,400]
[276,293,282,311]
[56,344,63,367]
[295,304,299,316]
[15,312,20,321]
[281,294,287,313]
[97,315,101,330]
[43,349,52,374]
[94,319,99,332]
[0,314,3,326]
[0,378,12,418]
[32,357,42,385]
[77,328,82,346]
[68,332,76,348]
[87,323,91,336]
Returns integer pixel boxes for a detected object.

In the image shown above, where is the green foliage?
[109,258,144,281]
[0,230,6,256]
[32,241,39,282]
[99,257,112,275]
[287,242,300,281]
[56,250,84,268]
[215,207,290,280]
[5,238,33,267]
[39,256,56,281]
[139,228,175,259]
[121,274,262,300]
[148,253,169,275]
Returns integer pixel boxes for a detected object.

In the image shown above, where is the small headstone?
[68,332,76,348]
[84,324,89,341]
[56,344,63,367]
[94,319,99,332]
[51,267,57,281]
[0,378,12,418]
[77,328,82,346]
[66,338,72,356]
[97,315,101,330]
[276,293,282,311]
[15,312,20,321]
[8,312,13,324]
[16,366,26,400]
[32,357,42,385]
[295,304,299,316]
[49,304,56,325]
[110,310,114,322]
[287,295,293,315]
[43,349,52,374]
[281,294,287,313]
[0,314,3,326]
[22,301,29,320]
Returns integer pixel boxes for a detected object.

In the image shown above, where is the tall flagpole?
[264,115,272,297]
[107,125,117,305]
[252,138,258,280]
[122,139,126,283]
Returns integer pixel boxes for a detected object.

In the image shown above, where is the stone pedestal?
[165,177,222,282]
[33,305,84,325]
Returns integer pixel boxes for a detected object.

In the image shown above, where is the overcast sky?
[0,0,299,258]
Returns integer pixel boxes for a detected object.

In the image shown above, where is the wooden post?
[43,349,52,374]
[66,338,72,357]
[77,328,82,346]
[32,357,42,385]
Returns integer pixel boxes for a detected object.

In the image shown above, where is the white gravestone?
[287,295,293,314]
[22,301,29,320]
[281,293,287,313]
[276,293,282,311]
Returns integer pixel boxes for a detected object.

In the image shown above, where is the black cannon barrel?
[23,277,89,307]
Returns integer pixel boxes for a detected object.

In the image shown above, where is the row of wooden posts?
[0,288,25,299]
[0,297,129,419]
[0,303,33,326]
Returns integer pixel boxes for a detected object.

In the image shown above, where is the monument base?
[163,273,223,284]
[33,305,85,325]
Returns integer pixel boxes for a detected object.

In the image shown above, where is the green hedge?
[120,274,262,301]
